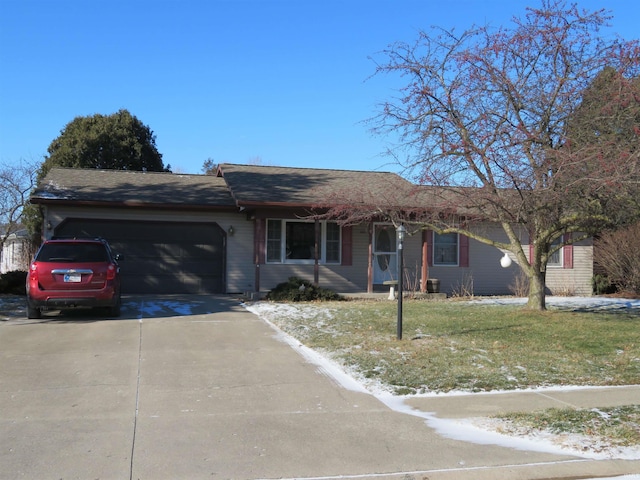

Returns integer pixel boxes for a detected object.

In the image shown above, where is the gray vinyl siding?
[540,237,593,296]
[427,226,519,296]
[404,224,593,297]
[260,265,363,293]
[401,233,424,291]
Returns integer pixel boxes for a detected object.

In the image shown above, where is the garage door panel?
[179,260,223,275]
[122,274,222,294]
[182,245,216,257]
[55,219,225,294]
[120,242,221,260]
[124,258,222,275]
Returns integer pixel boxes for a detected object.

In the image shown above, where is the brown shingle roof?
[217,163,418,207]
[31,164,447,213]
[31,168,236,208]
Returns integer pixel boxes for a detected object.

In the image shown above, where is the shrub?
[266,277,343,302]
[451,273,474,298]
[592,274,617,295]
[509,269,530,297]
[0,270,27,295]
[594,223,640,295]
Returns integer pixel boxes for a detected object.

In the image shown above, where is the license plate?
[64,273,82,283]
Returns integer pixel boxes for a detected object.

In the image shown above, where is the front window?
[266,220,341,264]
[325,222,340,263]
[433,233,458,266]
[548,237,563,267]
[266,220,282,263]
[286,222,316,260]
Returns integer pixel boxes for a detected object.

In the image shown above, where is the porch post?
[314,218,319,286]
[367,222,373,293]
[421,230,428,293]
[254,219,264,292]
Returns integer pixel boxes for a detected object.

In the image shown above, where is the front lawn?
[258,299,640,395]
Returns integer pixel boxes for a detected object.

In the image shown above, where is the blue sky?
[1,0,638,175]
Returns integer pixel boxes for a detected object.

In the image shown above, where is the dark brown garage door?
[55,219,225,294]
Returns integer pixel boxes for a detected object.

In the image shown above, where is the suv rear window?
[36,243,110,263]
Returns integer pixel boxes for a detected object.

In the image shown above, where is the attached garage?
[54,218,226,294]
[30,169,239,294]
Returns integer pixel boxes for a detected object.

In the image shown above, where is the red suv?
[26,238,123,319]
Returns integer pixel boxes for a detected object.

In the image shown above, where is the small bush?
[451,273,474,298]
[266,277,343,302]
[0,270,27,295]
[592,274,617,295]
[595,223,640,295]
[509,269,530,297]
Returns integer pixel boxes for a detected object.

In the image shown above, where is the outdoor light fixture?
[228,225,234,236]
[396,225,406,340]
[500,252,512,268]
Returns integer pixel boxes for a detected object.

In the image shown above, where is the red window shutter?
[425,230,433,267]
[563,233,573,269]
[341,226,352,266]
[529,243,534,265]
[255,219,265,265]
[459,234,469,267]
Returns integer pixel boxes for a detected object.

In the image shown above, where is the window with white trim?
[548,237,563,267]
[266,220,341,264]
[433,233,458,266]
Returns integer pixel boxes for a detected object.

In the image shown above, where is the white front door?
[373,224,397,284]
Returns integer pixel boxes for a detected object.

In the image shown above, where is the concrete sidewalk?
[0,295,638,479]
[406,385,640,420]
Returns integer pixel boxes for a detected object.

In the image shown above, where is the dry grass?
[266,299,640,395]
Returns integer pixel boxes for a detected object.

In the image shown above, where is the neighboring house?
[0,228,31,273]
[29,164,593,296]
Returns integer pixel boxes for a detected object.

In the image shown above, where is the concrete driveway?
[0,295,637,480]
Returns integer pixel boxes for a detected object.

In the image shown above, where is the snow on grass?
[244,299,640,461]
[469,296,640,312]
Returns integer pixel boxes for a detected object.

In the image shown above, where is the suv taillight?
[29,263,38,283]
[106,264,116,280]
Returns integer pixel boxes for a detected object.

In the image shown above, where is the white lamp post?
[396,225,406,340]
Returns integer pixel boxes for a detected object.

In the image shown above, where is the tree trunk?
[526,270,546,310]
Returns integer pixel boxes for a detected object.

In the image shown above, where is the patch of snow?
[244,300,640,461]
[128,299,195,316]
[469,296,640,311]
[465,416,640,460]
[33,191,71,199]
[379,392,640,460]
[593,477,640,480]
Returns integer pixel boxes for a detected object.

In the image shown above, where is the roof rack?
[50,236,109,243]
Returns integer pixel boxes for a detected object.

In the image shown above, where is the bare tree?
[0,160,38,250]
[324,1,640,309]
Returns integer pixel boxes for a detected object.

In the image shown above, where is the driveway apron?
[0,295,626,479]
[0,308,140,479]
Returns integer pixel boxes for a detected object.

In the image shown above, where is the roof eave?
[30,198,238,211]
[237,200,321,209]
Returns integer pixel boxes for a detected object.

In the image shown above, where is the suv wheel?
[107,296,121,317]
[27,303,42,319]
